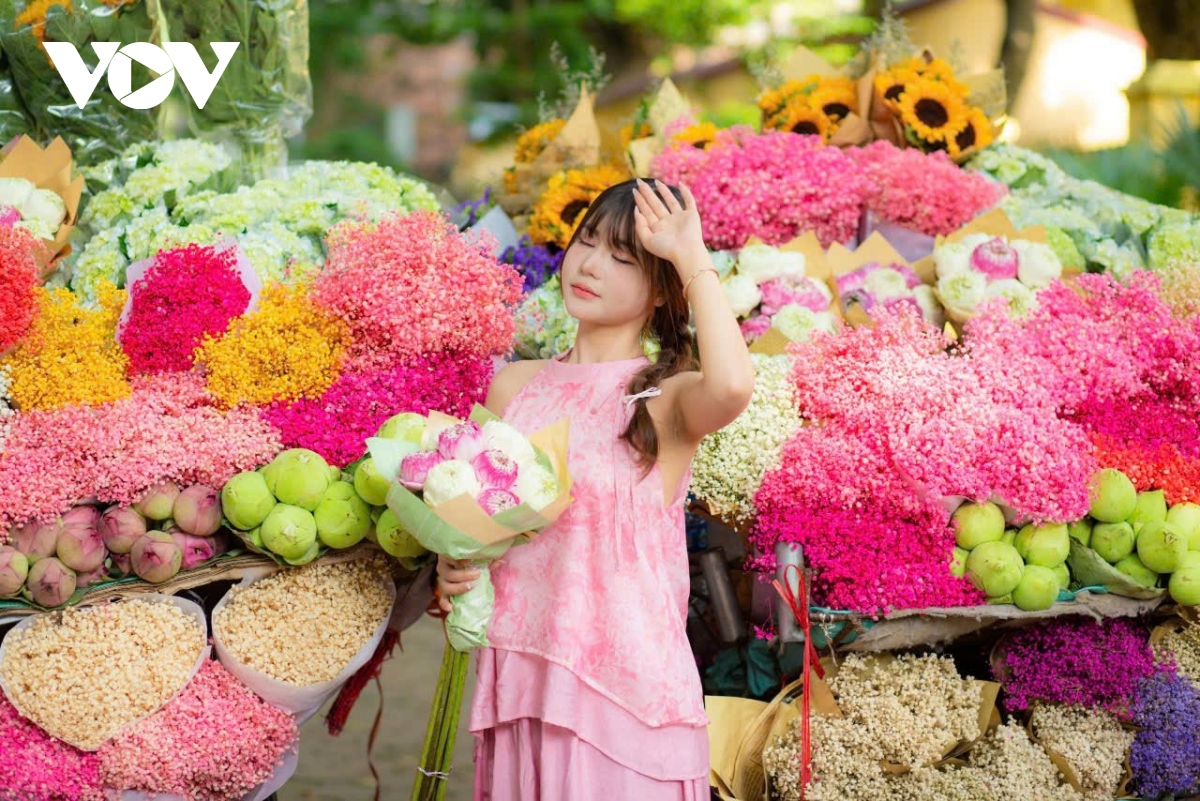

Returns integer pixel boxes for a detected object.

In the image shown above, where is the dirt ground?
[280,615,476,801]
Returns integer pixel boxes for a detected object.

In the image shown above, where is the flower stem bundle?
[411,639,470,801]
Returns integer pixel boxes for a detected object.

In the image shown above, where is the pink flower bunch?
[120,243,252,374]
[261,351,490,467]
[993,617,1157,717]
[0,372,282,530]
[750,422,984,613]
[99,658,298,800]
[311,211,523,371]
[650,127,869,249]
[0,693,105,801]
[849,140,1006,236]
[1081,395,1200,504]
[759,274,831,315]
[0,225,41,354]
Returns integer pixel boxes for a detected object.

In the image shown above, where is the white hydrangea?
[69,225,129,305]
[690,354,801,522]
[723,273,763,317]
[736,243,806,285]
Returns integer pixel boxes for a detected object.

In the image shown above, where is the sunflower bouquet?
[871,53,1001,161]
[527,162,629,250]
[758,74,859,143]
[0,0,163,166]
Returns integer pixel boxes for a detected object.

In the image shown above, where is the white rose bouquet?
[366,405,573,651]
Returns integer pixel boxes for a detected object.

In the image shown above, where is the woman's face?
[559,223,655,326]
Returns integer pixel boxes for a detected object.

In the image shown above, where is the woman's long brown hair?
[565,179,698,471]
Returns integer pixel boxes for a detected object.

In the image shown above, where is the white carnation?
[723,274,763,317]
[736,243,806,284]
[862,267,911,301]
[1012,239,1063,289]
[422,459,482,506]
[514,463,558,511]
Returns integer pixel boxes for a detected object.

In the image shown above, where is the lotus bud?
[109,551,132,577]
[260,504,319,562]
[99,505,147,554]
[75,564,111,588]
[220,471,277,530]
[965,541,1024,597]
[472,450,519,491]
[23,557,76,607]
[12,518,61,563]
[952,501,1005,550]
[1128,490,1168,534]
[376,412,427,446]
[1052,563,1070,591]
[948,547,968,578]
[1092,521,1136,564]
[1012,565,1060,611]
[135,481,180,521]
[171,531,219,570]
[1088,468,1137,523]
[1167,502,1200,551]
[969,237,1020,280]
[1067,519,1092,548]
[1169,566,1200,605]
[478,487,519,516]
[1136,521,1186,573]
[131,531,183,583]
[261,448,331,511]
[352,458,391,506]
[375,509,429,560]
[56,506,107,573]
[1114,554,1158,588]
[1014,522,1070,568]
[173,484,223,537]
[0,546,28,596]
[437,421,486,463]
[513,463,558,512]
[314,482,371,549]
[399,450,445,491]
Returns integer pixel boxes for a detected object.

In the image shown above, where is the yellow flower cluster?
[195,284,350,409]
[875,57,994,159]
[15,0,69,44]
[669,122,720,151]
[514,119,567,164]
[758,75,858,142]
[0,282,130,411]
[619,121,653,149]
[528,163,630,250]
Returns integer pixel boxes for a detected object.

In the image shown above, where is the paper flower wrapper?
[826,231,933,328]
[0,135,84,276]
[370,404,573,651]
[626,78,692,177]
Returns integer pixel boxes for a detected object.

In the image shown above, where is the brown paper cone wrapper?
[501,87,603,211]
[825,232,916,326]
[0,136,84,277]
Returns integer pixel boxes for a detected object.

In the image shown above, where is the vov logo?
[44,42,239,110]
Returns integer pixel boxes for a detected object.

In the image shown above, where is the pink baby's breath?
[0,694,105,801]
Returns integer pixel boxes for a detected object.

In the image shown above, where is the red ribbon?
[773,563,822,799]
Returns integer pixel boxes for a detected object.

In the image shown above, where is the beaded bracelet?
[683,267,719,300]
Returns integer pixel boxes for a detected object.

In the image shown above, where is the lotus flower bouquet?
[925,210,1064,323]
[0,136,83,275]
[367,405,572,651]
[725,235,839,351]
[826,232,944,328]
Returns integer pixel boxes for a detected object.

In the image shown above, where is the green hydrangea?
[1148,218,1200,272]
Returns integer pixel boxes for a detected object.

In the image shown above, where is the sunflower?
[809,78,858,121]
[896,78,970,146]
[528,163,630,249]
[765,97,833,141]
[874,64,924,109]
[670,122,720,151]
[514,119,567,164]
[946,106,995,160]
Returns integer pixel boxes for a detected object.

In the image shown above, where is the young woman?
[438,177,754,800]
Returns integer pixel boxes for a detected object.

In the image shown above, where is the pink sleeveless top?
[481,354,708,731]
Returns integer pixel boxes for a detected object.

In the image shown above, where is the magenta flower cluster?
[992,617,1157,716]
[120,243,251,374]
[0,372,283,530]
[849,140,1006,237]
[98,658,299,800]
[651,127,870,250]
[0,693,105,801]
[261,351,491,467]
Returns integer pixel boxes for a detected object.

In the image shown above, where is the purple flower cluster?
[453,187,494,229]
[993,617,1156,715]
[1131,669,1200,797]
[502,236,564,293]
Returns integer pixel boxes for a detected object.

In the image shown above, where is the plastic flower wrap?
[311,210,523,372]
[512,274,578,359]
[651,126,869,250]
[690,354,802,523]
[925,211,1064,323]
[368,406,573,651]
[0,0,162,165]
[159,0,312,180]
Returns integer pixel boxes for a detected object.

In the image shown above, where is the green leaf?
[1066,538,1165,600]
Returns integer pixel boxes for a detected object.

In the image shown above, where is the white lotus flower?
[481,420,539,469]
[985,278,1039,318]
[514,463,559,511]
[774,304,836,342]
[912,285,946,328]
[736,243,806,285]
[936,268,988,322]
[0,178,35,209]
[723,274,763,317]
[422,459,482,506]
[1012,239,1063,289]
[863,267,912,301]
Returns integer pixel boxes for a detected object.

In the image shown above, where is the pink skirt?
[474,718,711,801]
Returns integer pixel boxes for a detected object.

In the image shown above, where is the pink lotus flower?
[760,276,830,316]
[970,237,1020,280]
[437,420,485,463]
[478,488,519,515]
[0,205,19,227]
[472,449,518,490]
[399,450,446,490]
[740,315,772,342]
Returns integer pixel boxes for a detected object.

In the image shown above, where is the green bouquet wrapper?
[369,404,573,652]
